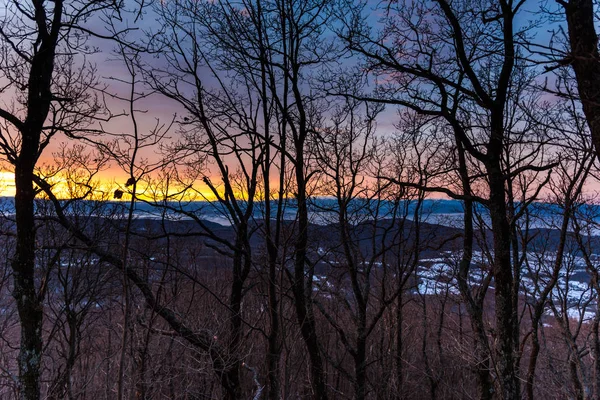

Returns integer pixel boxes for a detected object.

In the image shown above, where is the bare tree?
[0,1,142,398]
[549,0,600,161]
[144,0,340,398]
[308,95,407,399]
[336,0,559,396]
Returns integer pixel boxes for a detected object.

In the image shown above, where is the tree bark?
[487,154,519,400]
[293,165,329,400]
[13,167,42,400]
[563,0,600,159]
[11,2,63,398]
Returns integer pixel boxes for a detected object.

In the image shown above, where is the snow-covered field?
[311,249,600,324]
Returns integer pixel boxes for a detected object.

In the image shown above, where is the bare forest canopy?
[2,0,600,399]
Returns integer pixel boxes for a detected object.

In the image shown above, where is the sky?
[0,0,597,201]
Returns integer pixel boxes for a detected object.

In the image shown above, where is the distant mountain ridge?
[0,196,598,230]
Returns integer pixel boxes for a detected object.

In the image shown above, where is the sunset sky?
[0,0,592,202]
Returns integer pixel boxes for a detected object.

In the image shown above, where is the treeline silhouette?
[0,0,600,399]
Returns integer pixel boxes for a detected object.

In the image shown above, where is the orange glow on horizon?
[0,169,223,202]
[0,171,15,197]
[0,166,464,203]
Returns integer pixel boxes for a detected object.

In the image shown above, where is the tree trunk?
[13,167,42,400]
[396,292,403,397]
[593,300,600,398]
[564,0,600,160]
[487,156,519,400]
[10,2,63,398]
[293,164,328,400]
